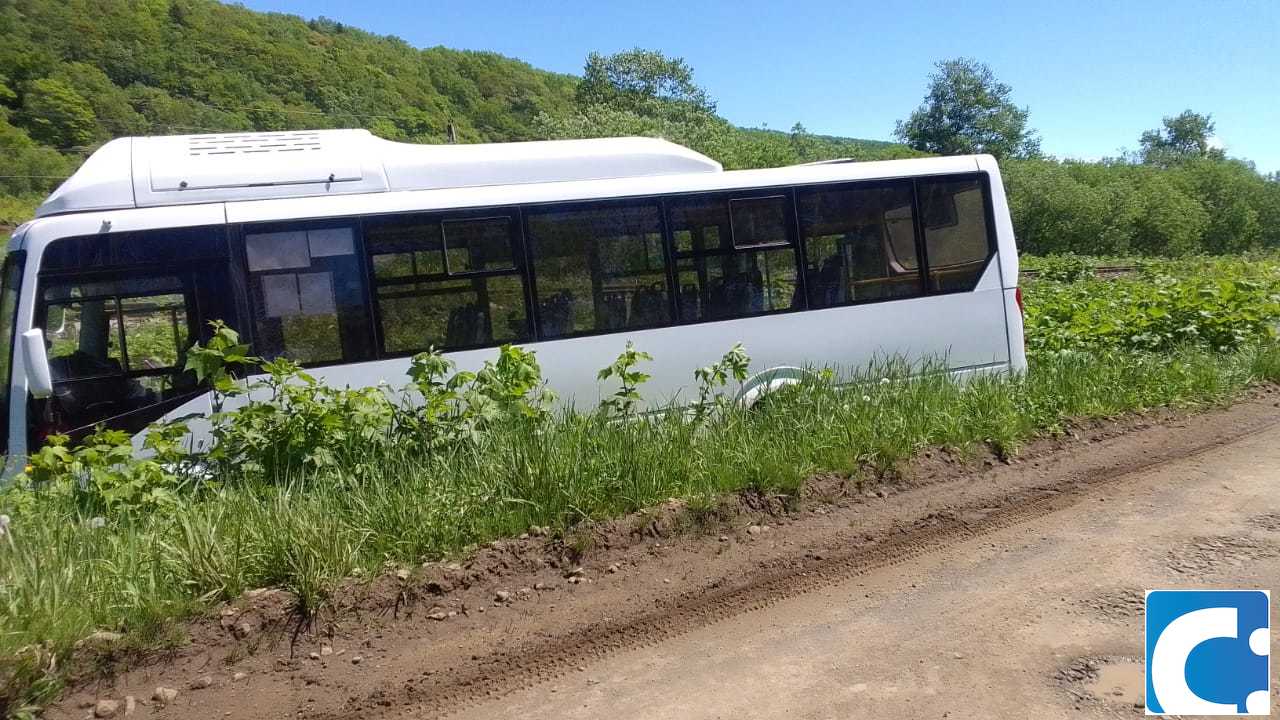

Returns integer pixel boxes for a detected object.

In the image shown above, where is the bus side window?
[667,194,799,322]
[797,182,924,308]
[916,177,994,292]
[525,201,670,339]
[33,226,238,443]
[365,213,529,354]
[243,223,374,364]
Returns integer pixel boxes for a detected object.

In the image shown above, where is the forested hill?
[2,0,579,145]
[0,0,581,207]
[0,0,915,223]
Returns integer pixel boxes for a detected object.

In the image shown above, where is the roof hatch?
[149,132,363,191]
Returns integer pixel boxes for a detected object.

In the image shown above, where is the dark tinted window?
[668,194,799,322]
[35,228,237,441]
[40,226,228,272]
[670,196,731,254]
[918,177,992,292]
[244,223,373,364]
[730,196,789,247]
[526,201,670,338]
[366,214,528,353]
[797,182,923,307]
[443,217,516,273]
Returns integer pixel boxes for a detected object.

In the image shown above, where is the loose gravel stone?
[190,675,213,689]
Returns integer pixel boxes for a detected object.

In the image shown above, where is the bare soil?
[47,388,1280,719]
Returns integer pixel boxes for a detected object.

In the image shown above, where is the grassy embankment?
[0,254,1278,715]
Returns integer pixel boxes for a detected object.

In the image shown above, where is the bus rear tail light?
[1015,286,1024,315]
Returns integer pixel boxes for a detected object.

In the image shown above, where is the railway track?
[1020,264,1139,280]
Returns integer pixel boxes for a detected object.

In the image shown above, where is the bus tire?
[736,366,810,409]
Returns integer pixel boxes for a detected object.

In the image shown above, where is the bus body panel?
[975,155,1018,289]
[145,263,1010,451]
[1004,287,1028,373]
[973,155,1026,371]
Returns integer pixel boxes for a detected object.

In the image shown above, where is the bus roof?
[35,130,723,218]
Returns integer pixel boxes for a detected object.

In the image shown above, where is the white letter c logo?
[1151,606,1238,713]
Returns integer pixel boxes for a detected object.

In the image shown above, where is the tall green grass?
[1,344,1278,713]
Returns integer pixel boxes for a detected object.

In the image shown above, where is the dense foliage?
[1004,157,1280,256]
[1022,255,1280,355]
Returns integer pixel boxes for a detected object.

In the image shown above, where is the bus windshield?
[0,251,25,456]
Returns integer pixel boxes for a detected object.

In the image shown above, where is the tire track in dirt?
[333,403,1280,720]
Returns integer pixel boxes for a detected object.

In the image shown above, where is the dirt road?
[444,413,1280,719]
[53,395,1280,719]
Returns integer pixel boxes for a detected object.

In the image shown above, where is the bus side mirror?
[21,329,53,399]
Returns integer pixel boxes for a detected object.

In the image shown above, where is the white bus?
[0,130,1025,468]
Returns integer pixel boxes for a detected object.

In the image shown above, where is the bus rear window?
[917,178,993,292]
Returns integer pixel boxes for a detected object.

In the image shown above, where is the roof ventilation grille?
[187,131,324,157]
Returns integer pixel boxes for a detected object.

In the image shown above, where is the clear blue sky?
[239,0,1280,172]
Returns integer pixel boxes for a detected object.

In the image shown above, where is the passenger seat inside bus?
[539,290,576,337]
[445,303,487,347]
[629,284,667,327]
[680,284,700,322]
[48,352,158,432]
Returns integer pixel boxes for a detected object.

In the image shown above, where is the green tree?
[0,75,16,107]
[1003,160,1116,255]
[1127,170,1209,256]
[1139,110,1225,166]
[21,77,97,147]
[53,62,147,140]
[1178,159,1264,252]
[576,48,716,122]
[789,122,821,163]
[0,114,76,196]
[895,58,1040,160]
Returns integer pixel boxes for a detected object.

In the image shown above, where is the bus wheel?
[736,366,810,410]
